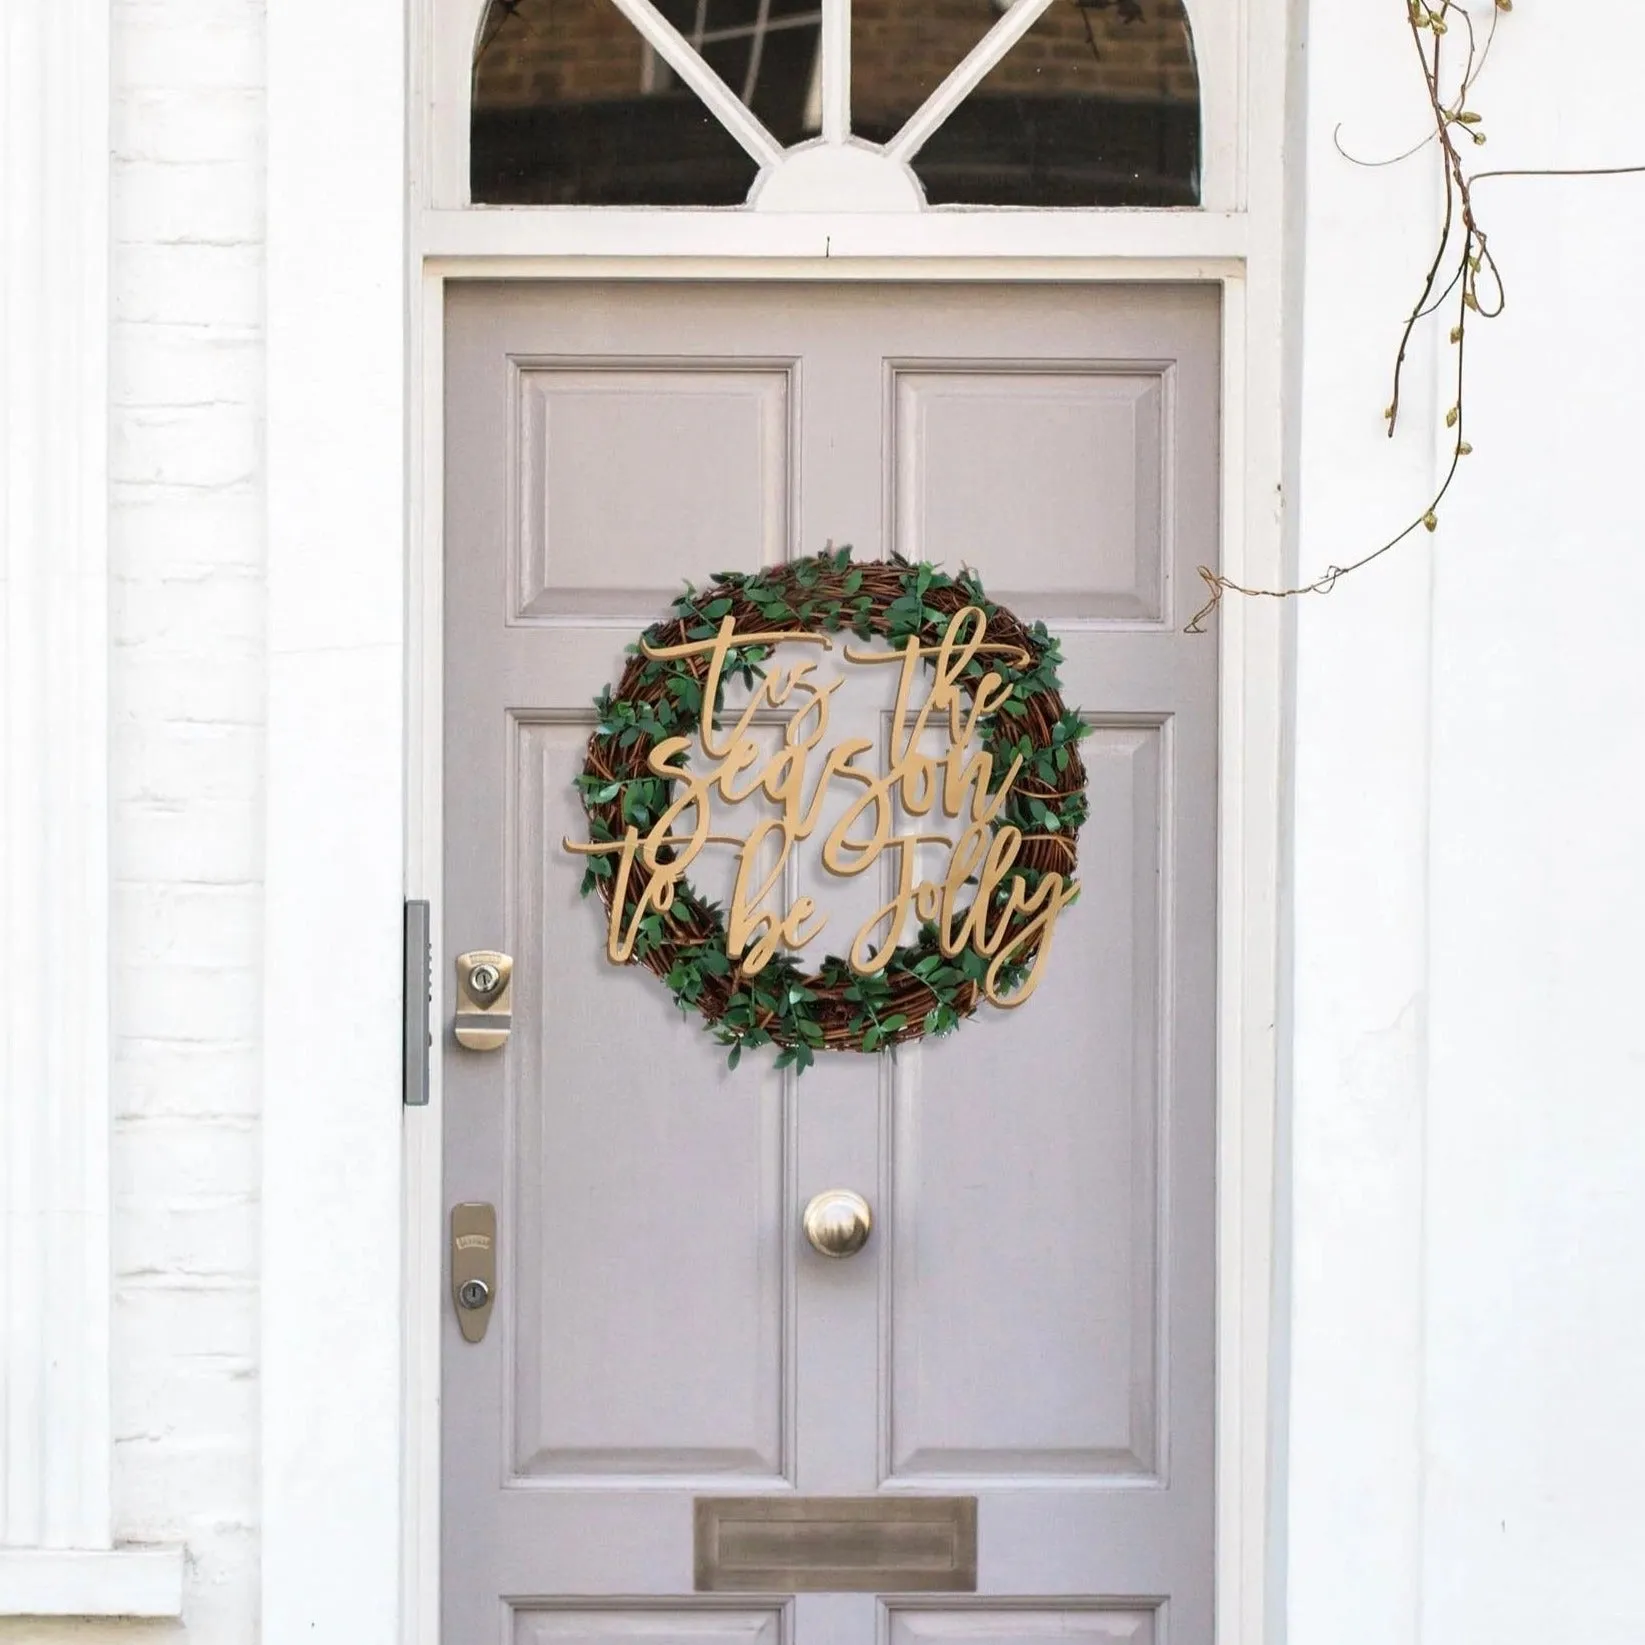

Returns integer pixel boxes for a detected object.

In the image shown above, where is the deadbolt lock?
[454,950,512,1051]
[450,1202,496,1344]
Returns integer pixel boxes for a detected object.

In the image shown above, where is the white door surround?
[261,0,1294,1641]
[399,275,1283,1645]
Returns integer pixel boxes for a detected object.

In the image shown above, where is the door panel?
[884,1609,1157,1645]
[508,720,790,1482]
[511,1608,788,1645]
[890,365,1166,621]
[886,721,1164,1483]
[513,362,794,619]
[444,282,1218,1643]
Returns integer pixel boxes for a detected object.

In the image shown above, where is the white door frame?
[264,0,1294,1640]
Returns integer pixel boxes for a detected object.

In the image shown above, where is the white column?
[0,0,181,1616]
[264,0,407,1633]
[0,0,114,1557]
[1284,4,1441,1643]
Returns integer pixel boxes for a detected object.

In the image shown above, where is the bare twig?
[1472,164,1645,185]
[1334,122,1438,170]
[1189,0,1645,633]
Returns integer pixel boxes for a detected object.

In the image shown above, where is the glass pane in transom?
[911,0,1200,206]
[851,0,999,147]
[471,0,761,204]
[652,0,823,146]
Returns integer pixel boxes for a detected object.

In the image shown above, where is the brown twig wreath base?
[571,549,1090,1072]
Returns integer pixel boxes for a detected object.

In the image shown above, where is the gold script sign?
[564,606,1080,1007]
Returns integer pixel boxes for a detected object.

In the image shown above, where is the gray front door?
[442,282,1219,1645]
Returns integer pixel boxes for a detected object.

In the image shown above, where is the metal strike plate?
[694,1496,977,1593]
[402,900,432,1106]
[450,1202,496,1344]
[454,949,512,1051]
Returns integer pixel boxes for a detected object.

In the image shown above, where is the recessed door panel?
[885,1608,1158,1645]
[890,366,1166,623]
[513,362,794,619]
[887,723,1164,1481]
[513,1607,788,1645]
[509,720,789,1480]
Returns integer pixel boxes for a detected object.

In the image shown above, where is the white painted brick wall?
[0,2,266,1640]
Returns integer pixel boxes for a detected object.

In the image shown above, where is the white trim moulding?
[0,0,111,1555]
[0,1549,187,1620]
[419,207,1250,263]
[0,0,180,1613]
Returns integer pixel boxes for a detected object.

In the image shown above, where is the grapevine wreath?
[570,548,1089,1072]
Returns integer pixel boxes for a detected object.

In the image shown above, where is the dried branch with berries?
[1188,0,1643,632]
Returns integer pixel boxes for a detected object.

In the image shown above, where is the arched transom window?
[470,0,1200,208]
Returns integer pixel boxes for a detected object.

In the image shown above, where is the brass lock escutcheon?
[454,950,512,1051]
[450,1202,496,1344]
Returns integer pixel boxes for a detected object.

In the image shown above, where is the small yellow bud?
[1458,111,1482,125]
[1431,14,1448,31]
[1450,325,1463,343]
[1384,405,1396,421]
[1464,290,1480,311]
[1445,406,1459,427]
[1471,131,1488,145]
[1423,512,1439,532]
[1495,0,1511,11]
[1457,442,1473,456]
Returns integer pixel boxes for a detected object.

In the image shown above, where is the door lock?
[450,1202,497,1343]
[454,950,512,1051]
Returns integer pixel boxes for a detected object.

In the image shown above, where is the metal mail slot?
[694,1496,977,1593]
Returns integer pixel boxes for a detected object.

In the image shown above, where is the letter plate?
[694,1496,977,1593]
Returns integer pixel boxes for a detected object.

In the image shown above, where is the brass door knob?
[802,1189,873,1258]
